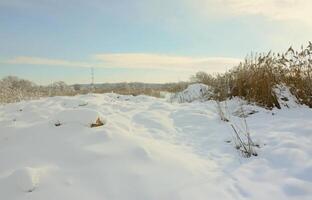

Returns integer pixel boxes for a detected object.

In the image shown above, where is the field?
[0,85,312,200]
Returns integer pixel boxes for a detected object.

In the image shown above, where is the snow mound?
[274,84,300,108]
[170,83,213,103]
[10,167,40,192]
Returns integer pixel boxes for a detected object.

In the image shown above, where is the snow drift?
[0,90,312,200]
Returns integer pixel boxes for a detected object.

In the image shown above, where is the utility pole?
[91,67,94,93]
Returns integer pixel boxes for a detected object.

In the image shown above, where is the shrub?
[0,76,42,104]
[0,77,75,104]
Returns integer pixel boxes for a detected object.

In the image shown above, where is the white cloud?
[93,53,241,72]
[198,0,312,25]
[228,0,311,23]
[5,56,90,68]
[3,54,241,73]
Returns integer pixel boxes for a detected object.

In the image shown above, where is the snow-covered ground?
[0,91,312,200]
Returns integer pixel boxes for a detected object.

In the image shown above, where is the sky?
[0,0,311,85]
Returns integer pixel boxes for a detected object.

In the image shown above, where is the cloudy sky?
[0,0,311,84]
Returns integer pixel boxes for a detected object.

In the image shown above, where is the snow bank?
[170,83,213,103]
[274,84,300,108]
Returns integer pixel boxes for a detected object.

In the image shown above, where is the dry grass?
[90,117,105,128]
[92,82,189,98]
[192,43,312,109]
[94,87,162,98]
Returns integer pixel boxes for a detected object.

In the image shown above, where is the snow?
[274,84,300,108]
[169,83,213,103]
[0,91,312,200]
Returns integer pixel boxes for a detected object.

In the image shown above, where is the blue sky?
[1,0,311,84]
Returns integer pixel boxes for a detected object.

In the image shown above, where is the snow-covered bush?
[0,77,76,104]
[47,81,75,97]
[0,76,42,104]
